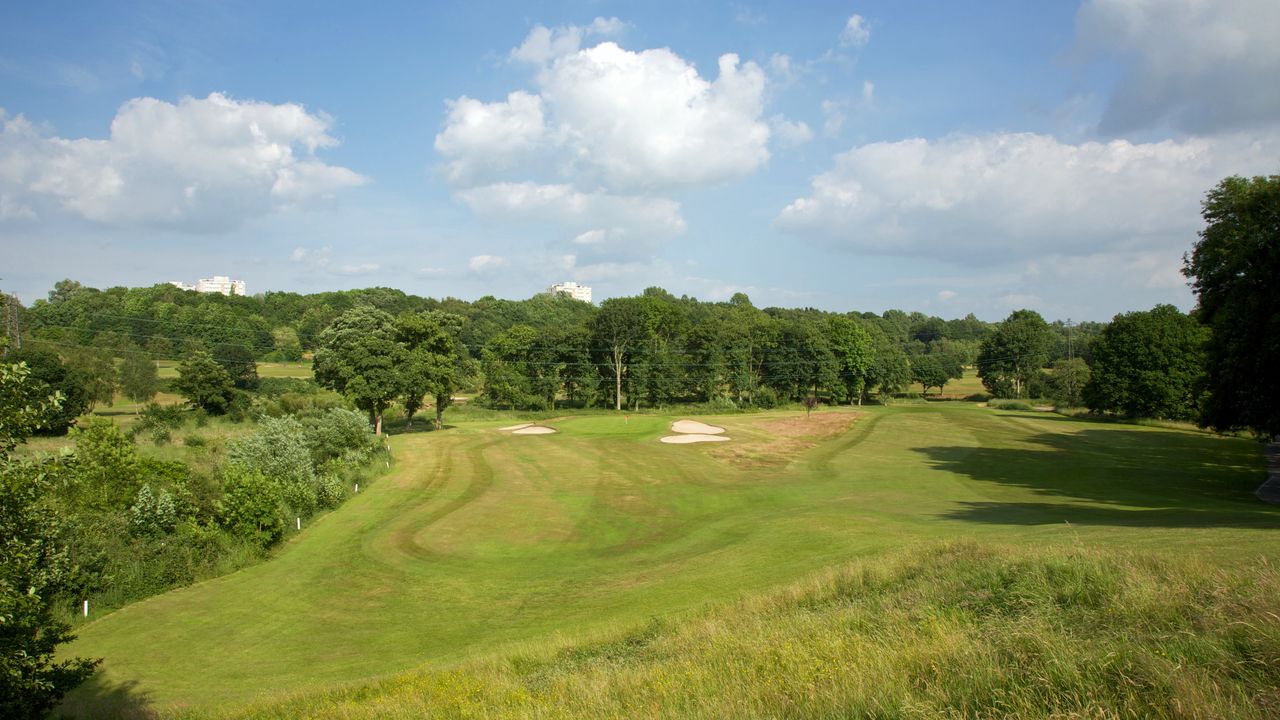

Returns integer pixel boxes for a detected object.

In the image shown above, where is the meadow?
[59,403,1279,718]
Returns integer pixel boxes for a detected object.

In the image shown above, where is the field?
[60,404,1279,717]
[155,360,313,380]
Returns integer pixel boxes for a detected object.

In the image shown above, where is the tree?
[1,360,99,717]
[1183,174,1280,437]
[6,348,88,435]
[396,311,465,429]
[172,350,236,414]
[66,348,116,412]
[591,298,646,411]
[977,310,1052,398]
[313,306,404,435]
[213,343,259,391]
[826,317,873,404]
[863,326,911,403]
[1046,358,1090,408]
[1084,305,1208,420]
[118,351,158,406]
[910,355,950,396]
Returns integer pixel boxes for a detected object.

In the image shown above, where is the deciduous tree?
[1183,174,1280,437]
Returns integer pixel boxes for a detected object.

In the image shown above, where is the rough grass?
[59,404,1280,718]
[194,541,1280,720]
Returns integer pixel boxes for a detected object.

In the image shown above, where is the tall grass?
[209,541,1280,719]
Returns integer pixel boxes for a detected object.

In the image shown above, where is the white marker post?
[354,483,359,493]
[83,600,89,617]
[296,517,301,530]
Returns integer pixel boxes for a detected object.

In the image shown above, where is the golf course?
[59,403,1280,717]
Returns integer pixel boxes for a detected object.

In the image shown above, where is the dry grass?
[708,410,860,469]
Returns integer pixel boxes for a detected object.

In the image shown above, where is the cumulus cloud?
[510,17,624,66]
[0,94,365,231]
[769,115,813,147]
[438,42,770,192]
[1075,0,1280,134]
[433,91,546,185]
[776,130,1280,262]
[840,14,870,48]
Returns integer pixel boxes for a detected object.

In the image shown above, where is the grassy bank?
[59,404,1280,717]
[208,540,1280,719]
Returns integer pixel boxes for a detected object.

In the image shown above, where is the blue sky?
[2,1,1277,321]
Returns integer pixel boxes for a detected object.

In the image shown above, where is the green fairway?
[62,404,1279,716]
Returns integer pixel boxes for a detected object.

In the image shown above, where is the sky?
[1,0,1277,321]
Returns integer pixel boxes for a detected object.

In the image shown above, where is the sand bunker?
[671,419,726,434]
[660,433,731,444]
[499,423,534,431]
[512,425,557,435]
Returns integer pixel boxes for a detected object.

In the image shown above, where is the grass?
[58,404,1280,717]
[155,360,313,380]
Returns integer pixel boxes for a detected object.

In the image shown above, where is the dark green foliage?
[910,354,950,396]
[0,360,98,717]
[1084,305,1207,420]
[313,306,404,434]
[1183,174,1280,437]
[226,416,317,515]
[1046,358,1090,407]
[977,310,1052,398]
[5,348,88,435]
[301,408,374,466]
[396,310,466,427]
[213,343,259,390]
[172,350,236,414]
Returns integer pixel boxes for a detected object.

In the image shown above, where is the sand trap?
[671,419,726,435]
[499,423,534,431]
[660,434,731,444]
[512,425,557,435]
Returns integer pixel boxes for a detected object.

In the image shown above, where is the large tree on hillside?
[977,310,1051,399]
[826,316,873,404]
[1084,305,1208,420]
[396,311,465,429]
[313,306,404,435]
[118,351,158,406]
[1183,174,1280,438]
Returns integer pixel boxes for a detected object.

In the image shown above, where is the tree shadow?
[55,673,155,719]
[916,427,1280,528]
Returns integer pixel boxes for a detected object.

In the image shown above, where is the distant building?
[547,281,592,303]
[169,276,247,296]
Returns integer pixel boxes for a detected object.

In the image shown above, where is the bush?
[183,434,207,448]
[216,469,285,548]
[316,474,347,509]
[226,416,316,515]
[989,399,1034,411]
[751,386,780,409]
[302,408,373,465]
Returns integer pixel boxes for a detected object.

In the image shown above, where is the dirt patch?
[660,434,731,444]
[511,425,557,435]
[708,412,860,469]
[671,420,726,435]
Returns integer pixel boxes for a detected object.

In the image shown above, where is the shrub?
[302,408,373,465]
[226,416,316,515]
[216,469,285,548]
[316,474,347,509]
[751,386,780,409]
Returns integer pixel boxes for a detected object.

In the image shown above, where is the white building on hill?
[169,276,247,296]
[547,281,592,303]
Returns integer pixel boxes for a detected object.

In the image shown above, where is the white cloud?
[769,115,813,147]
[468,254,507,273]
[0,94,365,231]
[433,92,545,185]
[438,43,770,193]
[840,14,870,48]
[0,193,35,220]
[821,99,846,137]
[1075,0,1280,134]
[937,290,958,302]
[862,81,875,104]
[776,129,1280,262]
[509,17,624,66]
[457,182,686,261]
